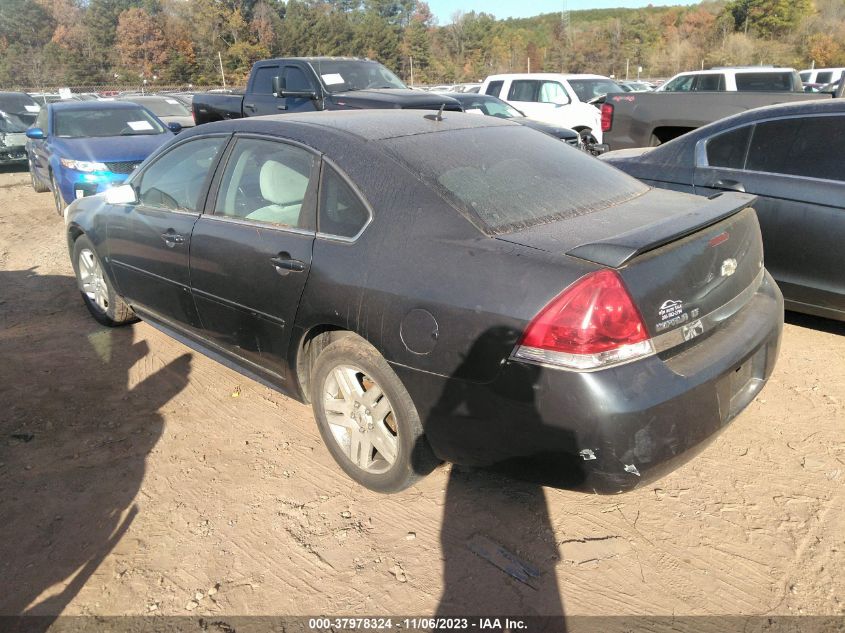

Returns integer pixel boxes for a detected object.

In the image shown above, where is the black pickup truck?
[193,57,461,124]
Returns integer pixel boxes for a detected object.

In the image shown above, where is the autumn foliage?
[0,0,842,89]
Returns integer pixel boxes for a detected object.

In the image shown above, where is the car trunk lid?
[497,189,764,340]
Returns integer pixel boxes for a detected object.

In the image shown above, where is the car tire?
[311,335,439,493]
[29,160,49,193]
[50,172,65,216]
[71,234,137,327]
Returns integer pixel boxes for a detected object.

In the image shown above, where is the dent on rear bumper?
[394,272,784,493]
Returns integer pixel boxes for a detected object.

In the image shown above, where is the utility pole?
[625,58,629,80]
[527,57,531,73]
[410,56,414,87]
[218,51,227,89]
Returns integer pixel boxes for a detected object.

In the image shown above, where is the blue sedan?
[26,101,177,215]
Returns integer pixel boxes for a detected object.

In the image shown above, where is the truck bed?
[604,91,832,150]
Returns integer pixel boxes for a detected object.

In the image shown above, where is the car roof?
[193,110,515,142]
[50,100,145,111]
[484,73,610,81]
[674,67,795,75]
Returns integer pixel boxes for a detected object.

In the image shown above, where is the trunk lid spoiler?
[566,192,757,268]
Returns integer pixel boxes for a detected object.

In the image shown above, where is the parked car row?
[17,56,843,496]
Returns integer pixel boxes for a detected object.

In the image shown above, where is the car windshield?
[568,79,624,101]
[307,60,406,93]
[381,125,647,235]
[460,96,523,118]
[126,98,190,117]
[54,107,167,138]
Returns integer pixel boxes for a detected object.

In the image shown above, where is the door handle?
[277,104,288,111]
[270,252,306,275]
[161,231,185,247]
[707,179,746,193]
[244,103,256,111]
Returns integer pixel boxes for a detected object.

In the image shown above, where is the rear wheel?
[71,235,136,327]
[311,336,438,493]
[29,159,49,193]
[50,172,64,216]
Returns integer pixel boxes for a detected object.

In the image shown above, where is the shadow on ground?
[0,268,191,628]
[426,327,576,630]
[785,310,845,336]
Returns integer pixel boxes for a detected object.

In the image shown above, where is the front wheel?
[71,235,137,327]
[51,172,65,216]
[311,336,439,493]
[29,159,49,193]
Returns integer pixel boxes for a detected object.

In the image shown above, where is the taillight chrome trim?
[512,339,655,372]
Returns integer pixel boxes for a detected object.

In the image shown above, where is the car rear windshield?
[55,107,167,138]
[735,72,798,91]
[381,125,647,235]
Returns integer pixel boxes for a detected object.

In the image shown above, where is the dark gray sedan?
[64,111,782,493]
[602,99,845,322]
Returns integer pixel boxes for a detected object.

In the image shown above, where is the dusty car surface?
[64,110,783,493]
[602,99,845,322]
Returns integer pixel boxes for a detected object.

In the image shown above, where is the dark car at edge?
[64,111,783,493]
[602,99,845,322]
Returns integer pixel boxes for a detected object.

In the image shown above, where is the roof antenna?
[424,103,445,122]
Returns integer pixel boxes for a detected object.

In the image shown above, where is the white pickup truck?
[479,73,612,143]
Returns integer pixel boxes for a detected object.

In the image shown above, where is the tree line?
[1,0,844,89]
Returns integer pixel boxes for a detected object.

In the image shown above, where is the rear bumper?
[394,271,783,493]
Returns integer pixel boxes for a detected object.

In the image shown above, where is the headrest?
[259,159,308,205]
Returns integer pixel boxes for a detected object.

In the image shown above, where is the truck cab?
[193,57,461,125]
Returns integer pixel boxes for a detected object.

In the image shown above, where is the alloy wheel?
[322,365,398,474]
[77,248,109,314]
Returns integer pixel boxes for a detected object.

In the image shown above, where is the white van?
[479,73,612,142]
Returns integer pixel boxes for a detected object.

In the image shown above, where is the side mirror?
[26,128,45,140]
[272,73,318,100]
[168,122,183,134]
[272,74,284,97]
[104,184,138,205]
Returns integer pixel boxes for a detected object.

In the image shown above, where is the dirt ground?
[1,165,843,623]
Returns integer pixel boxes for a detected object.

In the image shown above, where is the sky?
[426,0,701,24]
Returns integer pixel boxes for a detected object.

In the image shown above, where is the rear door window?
[746,115,845,182]
[484,80,504,97]
[734,72,793,91]
[816,71,833,84]
[318,164,371,239]
[214,137,317,227]
[706,125,751,169]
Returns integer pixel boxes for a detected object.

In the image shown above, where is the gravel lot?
[1,165,843,621]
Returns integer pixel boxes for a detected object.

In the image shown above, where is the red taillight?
[515,270,653,370]
[601,102,614,133]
